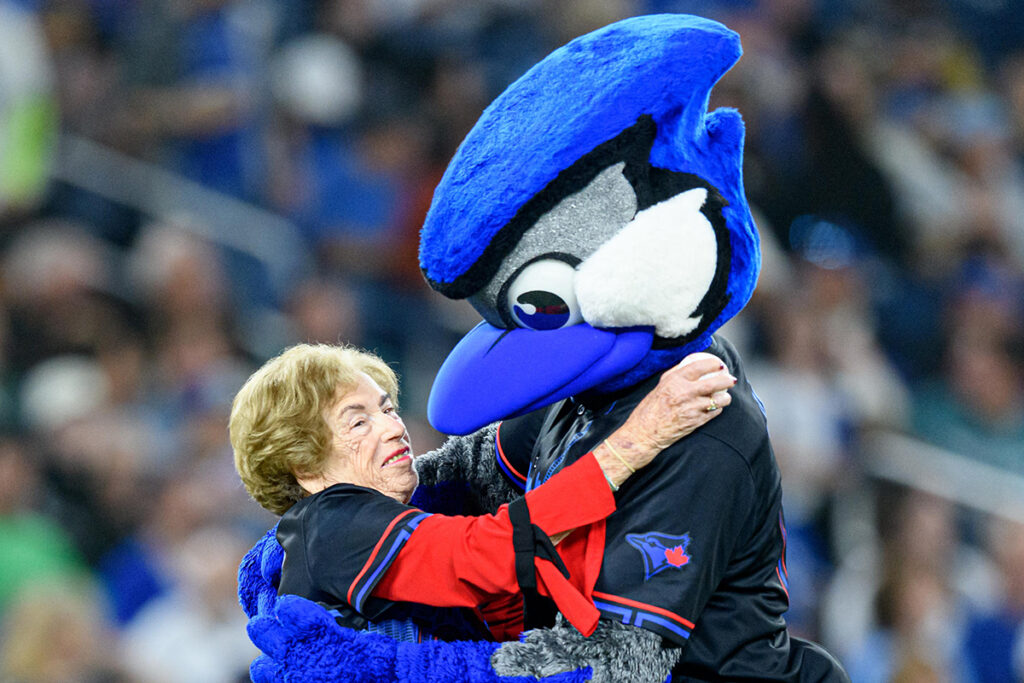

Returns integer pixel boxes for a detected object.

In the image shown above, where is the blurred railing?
[52,133,312,301]
[863,429,1024,523]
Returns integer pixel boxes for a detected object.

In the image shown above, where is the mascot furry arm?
[237,13,775,682]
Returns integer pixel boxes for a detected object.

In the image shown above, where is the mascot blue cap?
[419,14,760,435]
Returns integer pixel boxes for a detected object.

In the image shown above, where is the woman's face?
[310,372,417,503]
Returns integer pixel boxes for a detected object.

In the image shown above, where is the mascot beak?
[427,322,653,435]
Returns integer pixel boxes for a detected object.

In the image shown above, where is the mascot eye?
[506,259,583,331]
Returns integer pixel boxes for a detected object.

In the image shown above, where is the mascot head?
[419,14,760,435]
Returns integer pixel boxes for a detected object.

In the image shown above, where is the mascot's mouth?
[427,321,654,435]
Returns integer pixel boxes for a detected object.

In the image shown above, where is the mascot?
[237,14,849,682]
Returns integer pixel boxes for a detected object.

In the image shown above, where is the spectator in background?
[115,0,273,201]
[0,0,58,223]
[18,349,177,630]
[0,436,86,614]
[930,93,1024,273]
[284,276,365,347]
[962,517,1024,682]
[126,222,230,335]
[119,525,257,683]
[841,490,978,683]
[0,580,128,682]
[746,218,910,636]
[911,258,1024,474]
[1,222,123,371]
[100,463,263,630]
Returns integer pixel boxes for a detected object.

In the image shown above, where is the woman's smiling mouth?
[382,447,410,467]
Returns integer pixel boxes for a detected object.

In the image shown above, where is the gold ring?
[707,398,718,412]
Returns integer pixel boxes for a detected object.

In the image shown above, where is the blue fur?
[420,14,759,332]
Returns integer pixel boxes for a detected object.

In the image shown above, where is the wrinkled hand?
[617,352,735,457]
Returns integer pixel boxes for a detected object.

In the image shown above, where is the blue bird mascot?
[237,14,848,682]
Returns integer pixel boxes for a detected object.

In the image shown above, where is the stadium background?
[1,0,1023,680]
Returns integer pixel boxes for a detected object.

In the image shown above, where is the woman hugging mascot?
[237,13,849,683]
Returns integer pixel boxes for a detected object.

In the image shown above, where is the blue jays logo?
[626,532,692,581]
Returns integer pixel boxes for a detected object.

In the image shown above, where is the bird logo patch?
[626,532,692,581]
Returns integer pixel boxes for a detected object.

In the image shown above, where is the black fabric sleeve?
[295,485,431,617]
[494,408,548,490]
[592,431,757,646]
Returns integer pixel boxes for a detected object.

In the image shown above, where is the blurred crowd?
[0,0,1022,681]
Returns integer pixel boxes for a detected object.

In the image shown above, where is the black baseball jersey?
[497,336,849,681]
[276,484,491,642]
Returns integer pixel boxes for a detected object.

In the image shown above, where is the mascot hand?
[238,526,283,620]
[247,594,400,683]
[492,617,677,683]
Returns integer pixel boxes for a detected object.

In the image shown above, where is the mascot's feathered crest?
[419,14,760,435]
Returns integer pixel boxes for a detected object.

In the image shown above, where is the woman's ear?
[292,468,322,495]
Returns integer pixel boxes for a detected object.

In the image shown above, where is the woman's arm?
[373,452,614,635]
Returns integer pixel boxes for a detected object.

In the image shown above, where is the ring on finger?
[706,397,718,412]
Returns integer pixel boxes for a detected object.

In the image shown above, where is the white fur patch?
[575,188,717,338]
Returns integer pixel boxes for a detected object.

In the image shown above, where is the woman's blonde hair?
[230,344,399,515]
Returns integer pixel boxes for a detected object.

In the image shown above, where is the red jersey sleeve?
[372,452,613,636]
[475,593,525,642]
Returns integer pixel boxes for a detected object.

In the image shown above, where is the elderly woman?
[231,343,733,643]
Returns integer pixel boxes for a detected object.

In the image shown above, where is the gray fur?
[469,163,637,327]
[492,614,680,682]
[414,424,520,513]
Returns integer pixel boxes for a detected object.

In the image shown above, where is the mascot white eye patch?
[576,187,717,338]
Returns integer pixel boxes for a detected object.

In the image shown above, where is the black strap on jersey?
[508,497,570,627]
[320,601,368,630]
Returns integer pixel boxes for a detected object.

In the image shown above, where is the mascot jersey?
[496,337,847,680]
[274,453,612,642]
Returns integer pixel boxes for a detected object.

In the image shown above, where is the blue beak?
[427,322,654,435]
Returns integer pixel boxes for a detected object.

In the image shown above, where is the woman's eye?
[506,259,582,331]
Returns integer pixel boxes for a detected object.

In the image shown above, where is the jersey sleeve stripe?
[347,509,430,609]
[593,595,692,641]
[778,513,789,577]
[592,590,696,630]
[776,564,790,601]
[495,421,528,487]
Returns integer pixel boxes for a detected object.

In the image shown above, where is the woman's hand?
[594,352,735,488]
